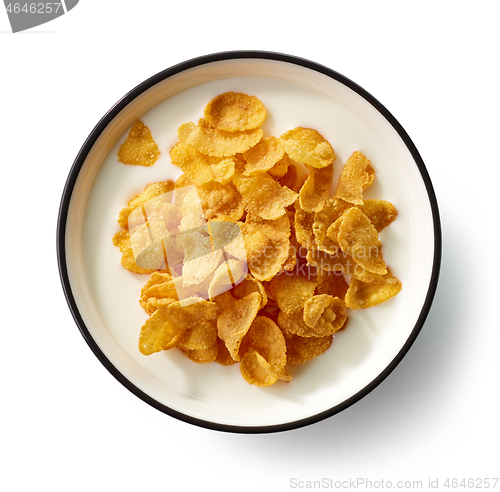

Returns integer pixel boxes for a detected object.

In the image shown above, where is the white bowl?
[57,51,441,433]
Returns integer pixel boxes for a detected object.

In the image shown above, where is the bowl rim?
[56,50,442,434]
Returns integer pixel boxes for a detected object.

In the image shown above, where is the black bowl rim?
[56,50,442,434]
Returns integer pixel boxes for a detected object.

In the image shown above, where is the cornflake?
[118,120,160,167]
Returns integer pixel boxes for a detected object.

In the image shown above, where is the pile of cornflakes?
[112,92,402,387]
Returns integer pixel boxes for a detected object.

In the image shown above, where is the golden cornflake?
[239,316,290,382]
[299,163,334,213]
[303,295,347,337]
[118,120,160,167]
[197,181,244,222]
[242,137,285,175]
[140,272,173,297]
[112,230,166,274]
[268,272,316,315]
[358,199,398,232]
[313,198,351,254]
[241,214,291,281]
[182,248,223,287]
[284,333,334,365]
[179,342,218,364]
[207,259,247,299]
[203,92,266,132]
[140,297,177,316]
[337,207,387,275]
[170,142,236,186]
[117,181,174,229]
[138,298,218,355]
[217,292,262,361]
[335,151,375,205]
[345,270,402,309]
[138,308,185,355]
[280,127,335,169]
[240,348,279,387]
[276,310,313,337]
[178,320,218,351]
[178,118,263,157]
[233,173,298,220]
[215,337,238,365]
[232,274,268,309]
[268,152,290,178]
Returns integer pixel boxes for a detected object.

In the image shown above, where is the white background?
[1,1,499,491]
